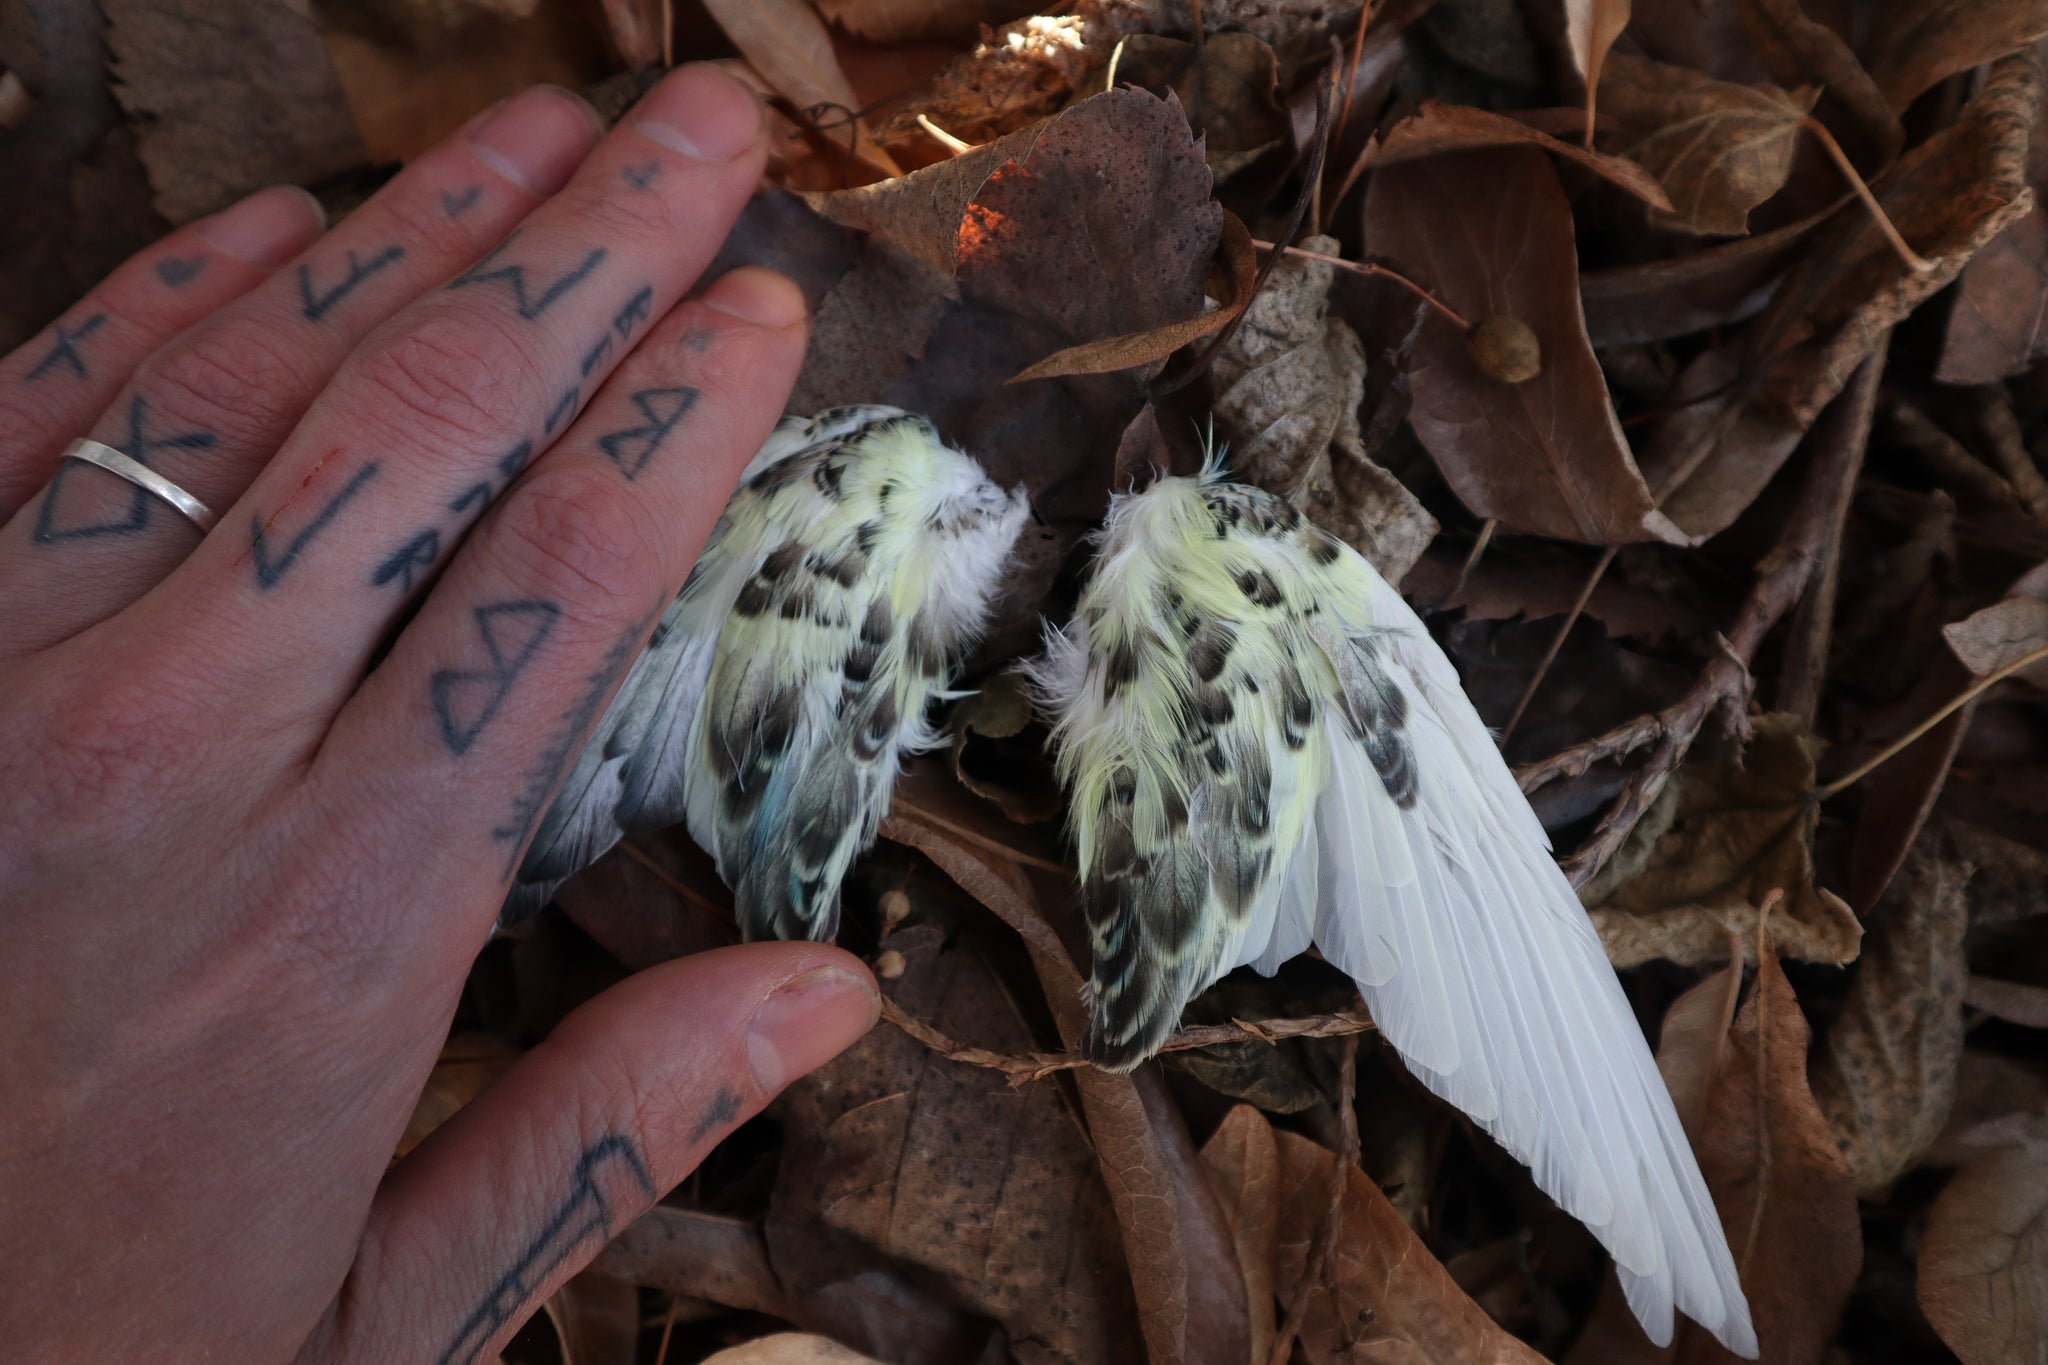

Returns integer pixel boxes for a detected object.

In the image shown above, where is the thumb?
[304,942,878,1364]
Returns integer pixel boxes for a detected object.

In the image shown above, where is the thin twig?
[1515,710,1667,792]
[1502,545,1618,741]
[1817,642,2048,798]
[1250,239,1469,329]
[888,799,1072,874]
[915,113,975,153]
[1802,117,1935,274]
[1442,518,1498,606]
[1552,351,1885,886]
[880,996,1377,1087]
[1321,1,1375,231]
[1972,384,2048,519]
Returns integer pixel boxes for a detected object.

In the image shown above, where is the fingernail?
[634,63,763,162]
[700,266,807,328]
[747,964,880,1094]
[194,185,326,267]
[468,85,604,196]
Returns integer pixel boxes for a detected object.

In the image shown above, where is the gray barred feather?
[510,406,1027,941]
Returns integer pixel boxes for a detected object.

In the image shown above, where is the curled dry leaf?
[818,0,1034,45]
[949,668,1062,823]
[1209,232,1438,583]
[1918,1125,2048,1365]
[1597,52,1817,237]
[1364,146,1688,546]
[1372,99,1674,209]
[107,0,366,222]
[1586,714,1862,969]
[1201,1105,1550,1365]
[1864,0,2048,114]
[1653,952,1744,1143]
[1810,839,1970,1194]
[593,1207,793,1318]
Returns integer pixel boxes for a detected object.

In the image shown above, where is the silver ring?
[61,438,218,534]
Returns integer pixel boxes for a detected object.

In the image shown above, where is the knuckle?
[13,663,195,818]
[131,315,309,445]
[349,313,530,449]
[491,467,666,610]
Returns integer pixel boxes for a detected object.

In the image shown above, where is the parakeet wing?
[1034,469,1755,1358]
[512,407,1026,943]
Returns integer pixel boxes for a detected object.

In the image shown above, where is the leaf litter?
[26,0,2048,1360]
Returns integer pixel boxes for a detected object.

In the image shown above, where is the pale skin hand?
[0,66,880,1361]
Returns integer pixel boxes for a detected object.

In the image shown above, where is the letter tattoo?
[299,246,407,323]
[449,238,608,321]
[26,313,109,382]
[597,387,697,480]
[34,396,215,543]
[430,600,561,756]
[249,463,381,589]
[155,255,208,287]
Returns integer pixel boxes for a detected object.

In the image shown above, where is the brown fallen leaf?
[1918,1124,2048,1365]
[1372,99,1674,209]
[1585,714,1863,969]
[593,1207,794,1319]
[1209,231,1438,583]
[818,0,1031,45]
[1926,1050,2048,1166]
[1810,838,1970,1194]
[1864,0,2048,114]
[1597,52,1817,237]
[948,668,1062,823]
[1199,1101,1281,1365]
[1364,146,1687,546]
[1736,0,1903,165]
[1653,952,1744,1143]
[1570,942,1863,1364]
[539,1268,638,1365]
[1943,595,2048,688]
[1115,31,1287,180]
[1579,212,1822,347]
[396,1032,520,1157]
[1965,975,2048,1027]
[107,0,367,222]
[766,923,1147,1365]
[882,771,1253,1365]
[702,0,901,178]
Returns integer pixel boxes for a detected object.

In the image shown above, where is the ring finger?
[0,84,605,657]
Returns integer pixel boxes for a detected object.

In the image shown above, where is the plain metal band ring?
[60,438,219,534]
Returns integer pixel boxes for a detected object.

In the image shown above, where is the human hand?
[0,65,879,1361]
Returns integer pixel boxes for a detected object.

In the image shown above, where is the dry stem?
[1251,239,1470,330]
[880,996,1377,1087]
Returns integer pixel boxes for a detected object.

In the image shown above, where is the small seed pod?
[1465,315,1542,384]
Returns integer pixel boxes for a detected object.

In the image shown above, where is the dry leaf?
[1565,0,1631,116]
[1810,839,1970,1194]
[1918,1127,2048,1365]
[1864,0,2048,113]
[703,1334,892,1364]
[1587,714,1863,968]
[1737,0,1902,163]
[1842,648,1981,914]
[1938,72,2048,385]
[397,1032,520,1156]
[1373,99,1674,209]
[1364,146,1688,546]
[1943,595,2048,686]
[593,1207,794,1318]
[1201,1106,1548,1365]
[1654,954,1744,1143]
[818,0,1031,45]
[107,0,367,222]
[767,923,1147,1365]
[1965,975,2048,1027]
[1636,48,2041,542]
[1597,52,1817,236]
[868,11,1102,152]
[1115,31,1286,180]
[1579,213,1821,347]
[1210,232,1438,583]
[949,669,1061,823]
[1197,1101,1281,1365]
[1927,1051,2048,1166]
[701,0,901,177]
[540,1269,638,1365]
[883,771,1253,1365]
